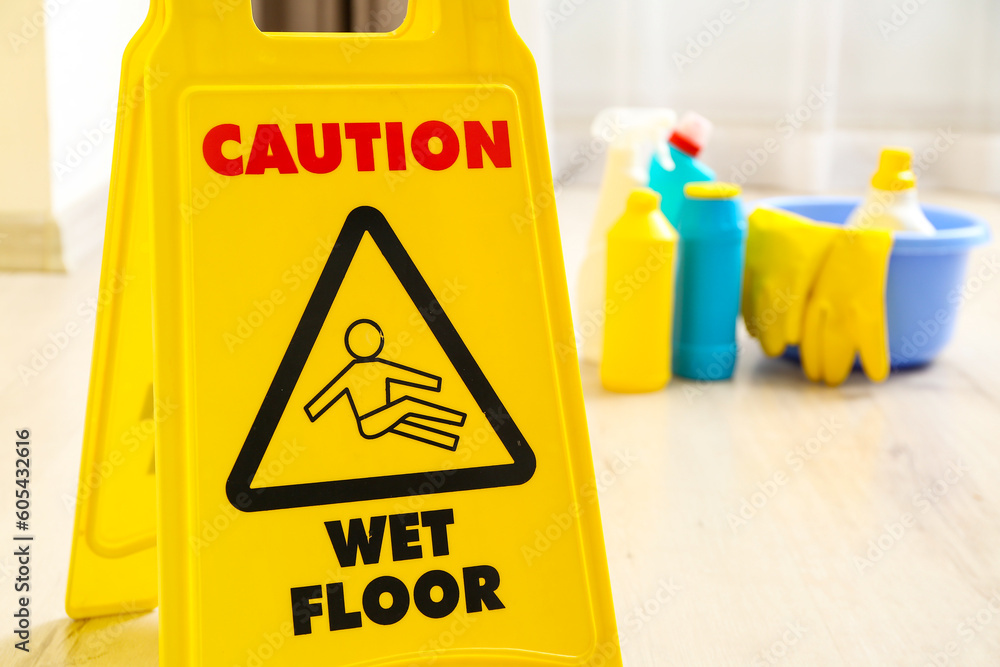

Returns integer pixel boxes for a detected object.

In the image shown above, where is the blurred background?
[1,0,997,272]
[3,6,1000,664]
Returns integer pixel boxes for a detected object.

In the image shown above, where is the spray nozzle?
[590,107,678,183]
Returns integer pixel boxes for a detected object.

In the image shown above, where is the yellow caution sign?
[65,0,164,619]
[71,1,621,664]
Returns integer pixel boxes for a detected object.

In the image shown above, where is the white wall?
[46,0,147,268]
[0,0,61,270]
[542,0,1000,196]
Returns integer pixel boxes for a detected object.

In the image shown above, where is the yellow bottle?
[577,108,676,365]
[601,189,678,392]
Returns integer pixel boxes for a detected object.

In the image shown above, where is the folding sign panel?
[65,0,164,619]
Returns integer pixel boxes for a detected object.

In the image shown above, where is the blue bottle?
[649,112,716,225]
[673,182,747,381]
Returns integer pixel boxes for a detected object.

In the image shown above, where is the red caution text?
[203,120,512,176]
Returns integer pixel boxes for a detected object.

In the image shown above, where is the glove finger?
[822,316,856,387]
[800,300,826,383]
[783,287,806,345]
[758,287,787,357]
[788,226,840,343]
[784,273,816,345]
[853,304,890,382]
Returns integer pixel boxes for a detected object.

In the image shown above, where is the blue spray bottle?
[673,182,747,381]
[649,112,716,225]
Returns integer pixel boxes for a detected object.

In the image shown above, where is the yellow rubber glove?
[742,208,841,357]
[800,228,894,386]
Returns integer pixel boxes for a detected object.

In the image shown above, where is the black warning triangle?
[227,206,536,512]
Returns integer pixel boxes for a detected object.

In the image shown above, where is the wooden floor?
[2,186,999,666]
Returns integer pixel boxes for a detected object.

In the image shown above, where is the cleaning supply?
[673,182,747,381]
[649,111,715,225]
[759,195,990,369]
[845,147,935,234]
[800,227,895,386]
[601,189,678,393]
[576,107,677,365]
[742,207,840,357]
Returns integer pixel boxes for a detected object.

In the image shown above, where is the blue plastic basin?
[756,196,991,369]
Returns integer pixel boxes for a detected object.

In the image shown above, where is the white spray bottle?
[846,147,935,234]
[576,108,677,365]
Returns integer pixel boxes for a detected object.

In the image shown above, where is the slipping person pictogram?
[228,206,535,511]
[304,319,467,451]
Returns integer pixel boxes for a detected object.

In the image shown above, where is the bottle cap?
[626,188,661,214]
[669,111,713,157]
[684,182,740,200]
[871,147,917,191]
